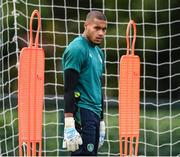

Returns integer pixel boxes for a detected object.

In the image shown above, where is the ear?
[84,21,88,29]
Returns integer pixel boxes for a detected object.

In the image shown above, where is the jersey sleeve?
[63,44,86,73]
[102,53,105,73]
[97,46,105,73]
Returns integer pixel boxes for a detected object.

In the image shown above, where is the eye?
[102,28,107,32]
[95,26,100,30]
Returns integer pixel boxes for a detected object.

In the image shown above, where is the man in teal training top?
[62,10,107,156]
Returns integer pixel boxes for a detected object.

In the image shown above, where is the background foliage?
[1,0,180,156]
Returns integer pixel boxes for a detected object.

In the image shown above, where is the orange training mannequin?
[18,10,44,156]
[118,20,140,156]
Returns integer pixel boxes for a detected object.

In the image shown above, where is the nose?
[98,29,105,37]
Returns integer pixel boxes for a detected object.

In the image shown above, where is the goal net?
[0,0,180,156]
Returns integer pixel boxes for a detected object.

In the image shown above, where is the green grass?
[0,107,180,156]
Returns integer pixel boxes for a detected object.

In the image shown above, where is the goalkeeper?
[62,10,107,156]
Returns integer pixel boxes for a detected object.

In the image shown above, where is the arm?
[101,90,104,120]
[64,69,79,117]
[100,74,105,120]
[63,69,82,151]
[99,74,106,148]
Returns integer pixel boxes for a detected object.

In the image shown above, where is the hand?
[99,120,105,148]
[62,117,82,152]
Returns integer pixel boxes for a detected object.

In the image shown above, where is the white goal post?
[0,0,180,156]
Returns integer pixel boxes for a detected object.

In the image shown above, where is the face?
[84,18,107,45]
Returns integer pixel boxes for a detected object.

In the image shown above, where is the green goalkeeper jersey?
[62,35,104,118]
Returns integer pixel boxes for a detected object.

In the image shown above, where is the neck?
[82,32,88,41]
[82,32,96,47]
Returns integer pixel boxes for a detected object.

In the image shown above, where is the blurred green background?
[0,0,180,156]
[0,107,180,156]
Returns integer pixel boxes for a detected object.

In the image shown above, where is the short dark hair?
[86,10,107,21]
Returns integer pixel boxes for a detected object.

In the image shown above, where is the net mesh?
[0,0,180,156]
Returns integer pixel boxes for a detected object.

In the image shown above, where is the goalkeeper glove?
[99,120,105,148]
[62,117,82,152]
